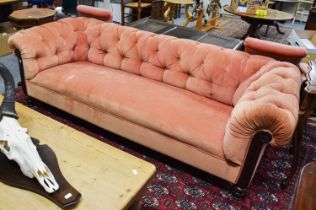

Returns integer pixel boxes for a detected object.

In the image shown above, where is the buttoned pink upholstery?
[244,37,307,65]
[8,17,303,185]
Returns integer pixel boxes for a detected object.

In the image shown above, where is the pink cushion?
[9,18,276,105]
[8,17,104,79]
[85,22,273,105]
[77,5,113,22]
[244,37,307,65]
[224,61,301,164]
[30,61,233,159]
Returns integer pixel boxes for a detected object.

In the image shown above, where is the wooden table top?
[0,97,156,210]
[224,6,294,21]
[163,0,193,4]
[9,8,56,21]
[0,0,18,5]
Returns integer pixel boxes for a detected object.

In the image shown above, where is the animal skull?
[0,63,59,193]
[0,116,59,193]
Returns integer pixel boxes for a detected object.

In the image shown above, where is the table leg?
[182,4,192,26]
[164,2,175,23]
[242,23,260,39]
[273,21,285,35]
[163,2,171,22]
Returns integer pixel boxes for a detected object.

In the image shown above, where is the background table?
[224,6,293,39]
[9,8,56,28]
[163,0,193,23]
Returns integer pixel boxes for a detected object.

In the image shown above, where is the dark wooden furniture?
[150,0,164,20]
[0,0,19,22]
[281,60,316,188]
[9,8,56,28]
[120,0,152,25]
[305,0,316,30]
[128,18,243,49]
[224,6,293,39]
[293,162,316,210]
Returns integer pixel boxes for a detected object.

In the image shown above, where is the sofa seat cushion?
[30,61,233,159]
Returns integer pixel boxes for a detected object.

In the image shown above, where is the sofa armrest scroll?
[244,37,307,65]
[8,18,95,79]
[77,5,113,22]
[224,61,301,165]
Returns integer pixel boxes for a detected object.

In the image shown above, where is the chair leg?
[137,5,141,19]
[265,25,270,36]
[121,4,125,25]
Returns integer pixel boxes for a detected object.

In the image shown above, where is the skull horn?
[0,63,17,119]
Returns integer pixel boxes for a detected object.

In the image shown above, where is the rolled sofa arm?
[77,5,113,22]
[223,61,302,165]
[244,37,307,65]
[8,17,103,80]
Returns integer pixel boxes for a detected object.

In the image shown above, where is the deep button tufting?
[278,74,288,79]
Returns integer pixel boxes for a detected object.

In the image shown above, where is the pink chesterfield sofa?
[8,17,306,196]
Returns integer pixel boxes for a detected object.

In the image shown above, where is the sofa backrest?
[9,17,274,105]
[85,22,275,105]
[8,17,102,81]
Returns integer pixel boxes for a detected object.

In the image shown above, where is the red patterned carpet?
[15,88,316,210]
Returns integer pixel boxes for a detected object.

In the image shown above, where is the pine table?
[0,96,156,210]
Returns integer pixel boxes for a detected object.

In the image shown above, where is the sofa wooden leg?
[230,131,272,198]
[231,185,247,198]
[26,97,34,107]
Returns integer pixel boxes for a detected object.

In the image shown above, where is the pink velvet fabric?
[9,18,275,105]
[8,17,302,168]
[244,37,307,65]
[30,61,233,159]
[8,17,104,79]
[85,22,274,105]
[224,61,301,164]
[77,5,113,22]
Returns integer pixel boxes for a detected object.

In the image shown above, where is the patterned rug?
[15,88,316,210]
[209,16,293,44]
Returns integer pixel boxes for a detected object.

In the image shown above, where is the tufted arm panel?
[223,61,301,165]
[8,17,104,80]
[86,22,274,105]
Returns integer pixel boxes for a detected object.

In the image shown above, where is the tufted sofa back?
[8,18,101,80]
[9,17,274,105]
[86,22,276,105]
